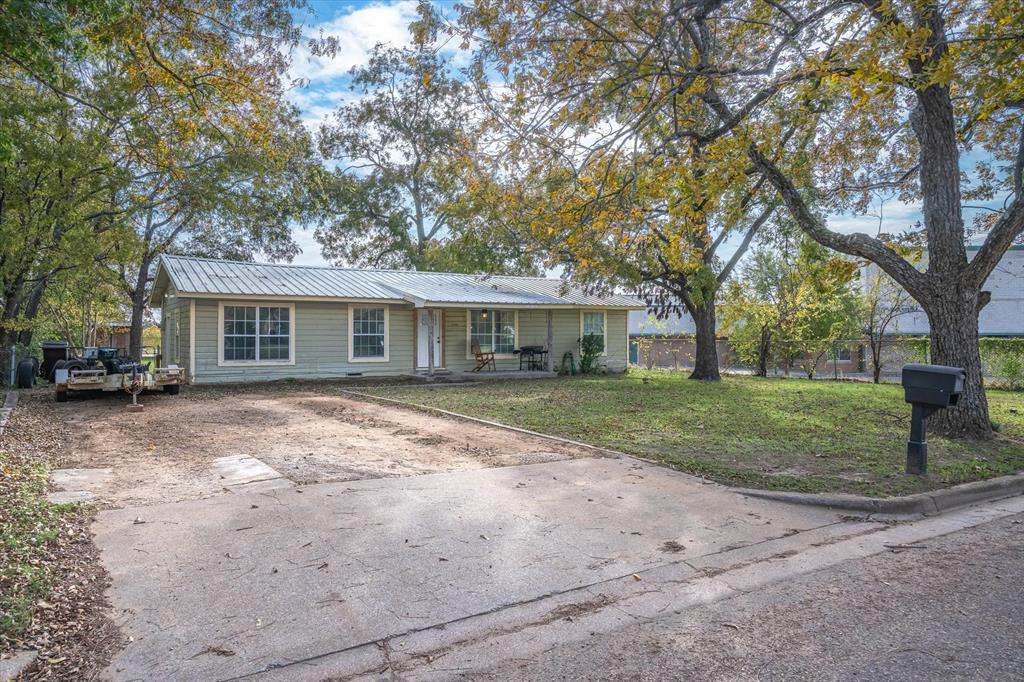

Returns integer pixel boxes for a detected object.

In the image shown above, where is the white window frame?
[465,309,519,359]
[217,301,296,367]
[580,310,608,357]
[348,304,390,363]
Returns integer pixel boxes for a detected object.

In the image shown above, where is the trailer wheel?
[63,359,87,372]
[162,384,180,395]
[55,389,68,403]
[50,359,66,382]
[16,359,35,388]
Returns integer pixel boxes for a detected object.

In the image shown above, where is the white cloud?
[288,1,420,84]
[290,226,331,267]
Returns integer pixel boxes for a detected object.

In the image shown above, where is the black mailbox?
[900,363,966,475]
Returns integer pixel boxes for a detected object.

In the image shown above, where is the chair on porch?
[471,338,496,372]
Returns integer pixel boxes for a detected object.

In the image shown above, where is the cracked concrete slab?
[48,467,114,504]
[212,455,293,491]
[94,456,843,681]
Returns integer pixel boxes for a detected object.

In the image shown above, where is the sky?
[283,1,998,270]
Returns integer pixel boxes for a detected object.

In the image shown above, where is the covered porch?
[411,305,565,374]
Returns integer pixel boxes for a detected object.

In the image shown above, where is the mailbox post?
[901,364,966,475]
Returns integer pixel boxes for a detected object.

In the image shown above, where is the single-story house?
[151,255,645,384]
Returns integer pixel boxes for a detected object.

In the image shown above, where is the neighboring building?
[93,321,131,349]
[150,255,644,384]
[879,242,1024,337]
[628,241,1022,373]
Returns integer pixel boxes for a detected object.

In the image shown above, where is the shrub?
[579,333,604,374]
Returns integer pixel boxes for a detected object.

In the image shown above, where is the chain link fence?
[630,335,1022,389]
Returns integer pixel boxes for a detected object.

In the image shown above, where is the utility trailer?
[46,346,185,402]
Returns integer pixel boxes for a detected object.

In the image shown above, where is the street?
[462,511,1024,682]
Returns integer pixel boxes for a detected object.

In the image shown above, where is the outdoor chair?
[471,338,496,372]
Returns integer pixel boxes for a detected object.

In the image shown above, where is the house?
[150,255,644,384]
[870,241,1024,337]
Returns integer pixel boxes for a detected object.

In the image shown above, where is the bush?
[980,338,1024,390]
[579,333,604,374]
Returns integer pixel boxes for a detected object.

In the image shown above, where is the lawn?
[363,371,1024,496]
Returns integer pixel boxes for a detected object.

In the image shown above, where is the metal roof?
[152,255,645,309]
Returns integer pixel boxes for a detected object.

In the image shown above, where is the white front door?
[416,310,443,369]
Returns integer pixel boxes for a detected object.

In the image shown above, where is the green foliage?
[721,239,861,377]
[884,338,1022,390]
[0,451,70,643]
[979,338,1024,390]
[314,7,528,274]
[0,0,315,364]
[579,333,604,374]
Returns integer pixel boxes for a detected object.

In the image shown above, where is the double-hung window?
[469,310,516,355]
[222,304,292,363]
[349,305,389,362]
[581,311,606,354]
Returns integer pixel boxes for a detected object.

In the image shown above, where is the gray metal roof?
[152,255,645,309]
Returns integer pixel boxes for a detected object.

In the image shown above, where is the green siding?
[191,299,415,383]
[177,298,191,374]
[184,298,628,383]
[444,308,628,373]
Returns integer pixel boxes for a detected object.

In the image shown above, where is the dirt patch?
[22,382,594,507]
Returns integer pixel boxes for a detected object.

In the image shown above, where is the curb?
[734,473,1024,516]
[0,391,18,437]
[0,649,38,681]
[341,389,1024,517]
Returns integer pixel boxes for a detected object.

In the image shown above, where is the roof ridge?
[161,254,563,283]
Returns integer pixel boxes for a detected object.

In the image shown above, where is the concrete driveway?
[94,456,846,681]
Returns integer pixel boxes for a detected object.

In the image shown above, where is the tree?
[862,266,920,383]
[722,240,860,378]
[1,0,317,367]
[315,7,524,273]
[461,0,1024,437]
[461,5,780,380]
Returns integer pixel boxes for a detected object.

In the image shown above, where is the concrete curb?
[1,649,38,681]
[343,388,1024,517]
[734,473,1024,516]
[0,390,18,437]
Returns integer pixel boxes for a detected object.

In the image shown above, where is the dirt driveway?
[30,382,591,507]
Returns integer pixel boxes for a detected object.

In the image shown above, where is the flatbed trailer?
[54,364,185,402]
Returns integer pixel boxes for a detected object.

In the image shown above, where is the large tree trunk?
[688,299,720,381]
[128,258,151,361]
[921,290,990,438]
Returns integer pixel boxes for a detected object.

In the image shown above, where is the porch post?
[426,308,435,377]
[546,310,554,372]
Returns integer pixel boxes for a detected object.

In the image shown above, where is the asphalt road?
[464,512,1024,682]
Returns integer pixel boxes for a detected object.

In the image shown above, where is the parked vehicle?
[15,342,185,401]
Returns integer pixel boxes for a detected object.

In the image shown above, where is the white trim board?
[465,309,520,360]
[580,309,609,356]
[347,303,391,363]
[217,301,297,367]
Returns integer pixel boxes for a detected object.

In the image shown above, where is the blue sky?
[284,2,998,269]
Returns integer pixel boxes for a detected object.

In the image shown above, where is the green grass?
[365,371,1024,496]
[0,451,70,645]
